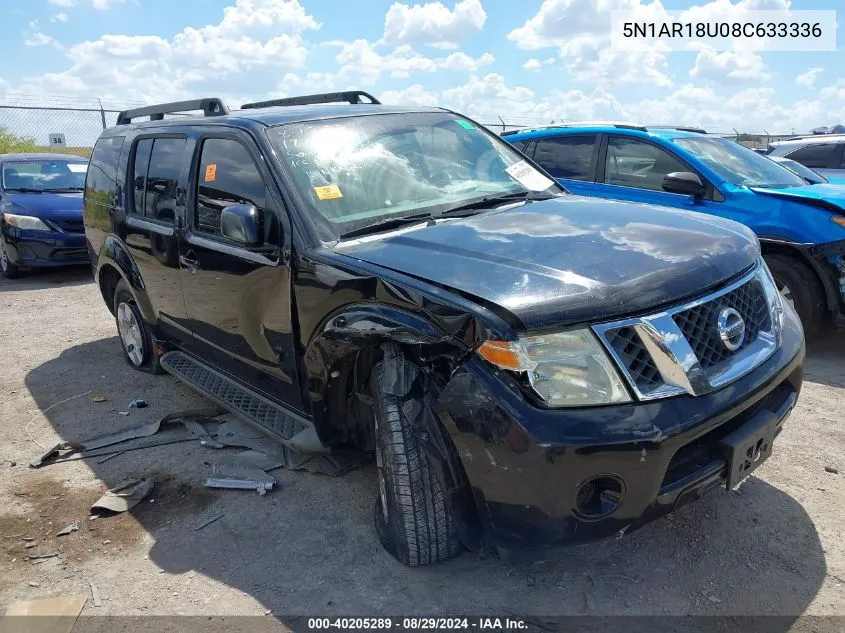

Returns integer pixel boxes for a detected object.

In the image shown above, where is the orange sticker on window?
[204,164,217,182]
[314,184,343,200]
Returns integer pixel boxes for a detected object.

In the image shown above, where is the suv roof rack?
[648,125,707,134]
[116,98,229,125]
[241,90,380,110]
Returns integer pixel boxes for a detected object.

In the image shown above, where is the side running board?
[160,351,324,454]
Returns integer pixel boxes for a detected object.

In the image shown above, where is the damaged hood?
[749,183,845,214]
[335,196,759,330]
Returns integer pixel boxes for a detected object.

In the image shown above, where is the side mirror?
[662,171,706,197]
[220,203,260,246]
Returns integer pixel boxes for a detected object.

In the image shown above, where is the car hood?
[3,192,83,220]
[335,197,759,329]
[750,183,845,214]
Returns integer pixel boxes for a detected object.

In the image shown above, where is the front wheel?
[113,279,164,374]
[764,254,825,335]
[0,239,21,279]
[370,358,462,567]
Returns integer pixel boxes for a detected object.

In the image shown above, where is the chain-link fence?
[0,93,810,156]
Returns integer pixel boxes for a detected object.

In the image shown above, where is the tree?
[0,127,39,153]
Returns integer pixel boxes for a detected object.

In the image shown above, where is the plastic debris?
[183,419,224,449]
[128,399,147,409]
[28,581,40,587]
[56,522,78,536]
[24,541,37,549]
[194,512,225,531]
[825,465,839,474]
[91,396,107,403]
[90,478,154,515]
[29,442,82,468]
[204,477,275,495]
[118,411,129,416]
[90,583,102,607]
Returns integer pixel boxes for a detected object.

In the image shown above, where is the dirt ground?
[1,267,843,628]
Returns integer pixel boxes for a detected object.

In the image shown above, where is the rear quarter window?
[533,134,597,181]
[785,143,836,168]
[85,136,125,205]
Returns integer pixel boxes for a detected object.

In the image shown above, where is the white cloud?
[522,57,555,71]
[507,0,672,87]
[24,32,60,48]
[440,51,494,71]
[383,0,486,48]
[796,67,823,87]
[51,12,69,22]
[379,84,439,106]
[690,50,770,82]
[820,80,845,102]
[14,0,320,102]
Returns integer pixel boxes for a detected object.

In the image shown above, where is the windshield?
[1,159,88,192]
[267,112,560,240]
[673,137,806,188]
[773,158,827,184]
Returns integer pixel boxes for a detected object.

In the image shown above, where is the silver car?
[766,134,845,178]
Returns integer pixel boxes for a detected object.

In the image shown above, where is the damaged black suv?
[84,92,805,566]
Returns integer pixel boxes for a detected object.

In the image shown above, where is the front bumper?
[436,305,805,550]
[1,227,88,269]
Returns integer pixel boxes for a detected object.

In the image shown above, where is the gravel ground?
[0,267,843,628]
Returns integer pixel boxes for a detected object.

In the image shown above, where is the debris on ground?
[24,541,37,549]
[91,395,107,403]
[29,442,82,468]
[28,581,40,587]
[183,419,224,449]
[204,476,275,495]
[825,466,839,474]
[128,399,147,409]
[25,552,59,561]
[194,512,225,531]
[56,522,78,536]
[90,478,154,516]
[90,583,102,607]
[118,411,129,416]
[95,450,126,464]
[10,460,16,467]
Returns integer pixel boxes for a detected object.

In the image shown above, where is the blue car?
[0,153,89,279]
[504,124,845,333]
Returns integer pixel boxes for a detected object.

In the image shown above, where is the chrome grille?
[673,279,771,369]
[605,326,662,392]
[594,264,781,401]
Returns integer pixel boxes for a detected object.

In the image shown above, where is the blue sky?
[0,0,843,133]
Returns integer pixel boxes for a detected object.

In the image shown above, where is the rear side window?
[195,138,267,237]
[785,143,836,168]
[533,135,596,180]
[86,136,125,203]
[129,137,186,224]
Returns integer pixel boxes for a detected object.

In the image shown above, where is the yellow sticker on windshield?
[314,184,343,200]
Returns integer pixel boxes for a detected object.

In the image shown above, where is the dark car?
[0,153,90,278]
[84,93,804,566]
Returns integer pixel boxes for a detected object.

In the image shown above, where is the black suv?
[84,92,805,566]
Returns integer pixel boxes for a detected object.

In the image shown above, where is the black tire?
[113,279,164,374]
[0,240,21,279]
[370,360,462,567]
[764,254,825,335]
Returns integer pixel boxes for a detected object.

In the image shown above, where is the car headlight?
[758,259,786,341]
[477,329,631,407]
[3,213,52,231]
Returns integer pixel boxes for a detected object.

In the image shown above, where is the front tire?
[764,254,825,335]
[113,279,163,374]
[370,359,462,567]
[0,240,21,279]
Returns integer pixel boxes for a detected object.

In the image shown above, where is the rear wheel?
[0,240,21,279]
[113,279,163,374]
[764,253,825,335]
[370,358,462,567]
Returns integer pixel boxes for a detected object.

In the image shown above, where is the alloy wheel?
[117,302,145,366]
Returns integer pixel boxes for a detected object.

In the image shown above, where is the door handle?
[179,254,200,273]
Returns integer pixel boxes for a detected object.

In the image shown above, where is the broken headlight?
[477,329,631,407]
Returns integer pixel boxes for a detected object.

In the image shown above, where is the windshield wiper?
[42,187,84,192]
[5,187,44,193]
[338,212,435,240]
[439,189,561,217]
